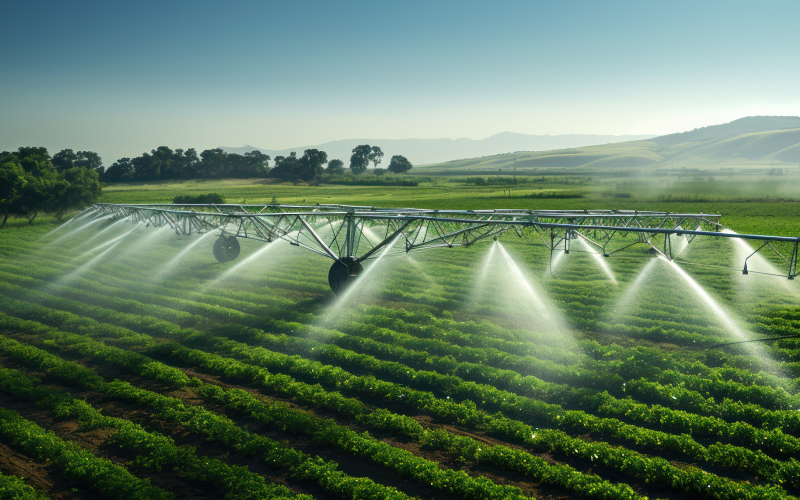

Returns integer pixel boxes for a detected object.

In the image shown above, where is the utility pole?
[512,153,517,197]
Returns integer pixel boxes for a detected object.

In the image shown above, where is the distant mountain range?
[220,132,654,167]
[417,116,800,173]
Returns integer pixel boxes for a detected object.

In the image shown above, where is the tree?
[47,167,102,220]
[266,149,328,182]
[268,152,301,181]
[199,148,229,178]
[0,158,26,228]
[0,146,102,227]
[181,148,201,177]
[150,146,180,179]
[53,149,103,174]
[326,159,345,175]
[103,158,135,182]
[15,147,53,177]
[368,146,384,169]
[13,170,56,224]
[52,149,78,171]
[350,144,372,174]
[240,150,271,177]
[298,149,328,181]
[75,151,102,171]
[388,154,413,174]
[11,147,59,223]
[132,152,158,180]
[171,148,201,178]
[217,150,272,178]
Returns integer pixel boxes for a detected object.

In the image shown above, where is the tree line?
[0,147,102,228]
[103,148,271,181]
[0,143,414,227]
[102,144,412,182]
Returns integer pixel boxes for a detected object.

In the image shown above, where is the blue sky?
[2,0,799,164]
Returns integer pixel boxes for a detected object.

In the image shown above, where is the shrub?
[172,193,226,204]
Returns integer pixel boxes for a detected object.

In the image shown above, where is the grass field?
[1,176,800,500]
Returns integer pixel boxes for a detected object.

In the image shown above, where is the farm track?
[2,220,800,499]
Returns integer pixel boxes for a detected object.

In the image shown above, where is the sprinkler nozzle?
[603,253,609,258]
[742,262,748,275]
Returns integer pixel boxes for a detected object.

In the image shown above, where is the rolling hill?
[417,116,800,174]
[220,132,653,167]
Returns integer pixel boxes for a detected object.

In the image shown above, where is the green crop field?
[1,177,800,500]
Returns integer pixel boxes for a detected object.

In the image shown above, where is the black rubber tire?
[213,236,240,262]
[328,256,363,294]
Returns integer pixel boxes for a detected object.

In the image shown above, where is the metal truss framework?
[86,203,799,280]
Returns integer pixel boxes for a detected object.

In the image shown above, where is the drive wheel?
[213,236,240,262]
[328,256,363,294]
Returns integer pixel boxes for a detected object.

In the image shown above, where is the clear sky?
[2,0,799,164]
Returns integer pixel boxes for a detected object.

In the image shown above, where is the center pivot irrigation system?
[82,203,799,293]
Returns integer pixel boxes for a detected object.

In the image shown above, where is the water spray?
[574,236,618,284]
[77,225,142,258]
[152,231,218,283]
[656,256,778,370]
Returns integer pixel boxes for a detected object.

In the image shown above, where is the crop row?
[352,304,800,401]
[3,276,796,486]
[4,279,800,467]
[172,325,800,490]
[0,368,308,500]
[0,336,418,500]
[0,228,740,358]
[205,319,800,457]
[0,322,629,500]
[6,219,800,496]
[0,320,748,498]
[3,277,800,482]
[0,238,788,396]
[194,379,645,500]
[7,248,794,408]
[0,314,649,500]
[0,470,48,500]
[0,311,795,499]
[0,406,172,500]
[2,262,797,424]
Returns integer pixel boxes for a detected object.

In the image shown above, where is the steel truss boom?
[86,203,799,280]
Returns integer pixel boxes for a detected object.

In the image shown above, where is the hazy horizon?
[3,0,800,164]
